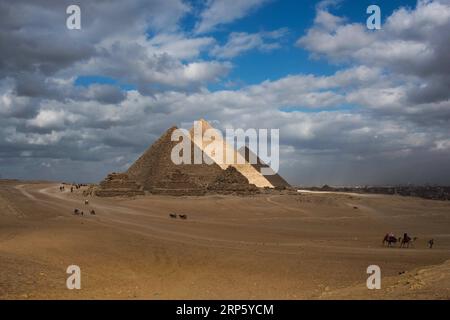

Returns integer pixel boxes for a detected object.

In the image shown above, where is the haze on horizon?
[0,0,449,186]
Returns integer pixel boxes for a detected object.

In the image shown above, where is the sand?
[0,180,449,299]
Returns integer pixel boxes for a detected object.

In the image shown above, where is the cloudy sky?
[1,0,449,186]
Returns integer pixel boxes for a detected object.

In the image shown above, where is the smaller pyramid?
[95,172,144,197]
[207,166,259,195]
[238,146,290,188]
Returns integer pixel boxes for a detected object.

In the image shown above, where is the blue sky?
[205,0,418,86]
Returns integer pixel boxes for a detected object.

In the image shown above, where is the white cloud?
[27,109,80,129]
[2,63,449,184]
[297,23,373,60]
[297,0,450,80]
[211,28,288,59]
[314,9,345,31]
[73,36,231,92]
[147,33,215,60]
[433,139,450,151]
[386,0,450,38]
[195,0,271,34]
[183,61,232,82]
[0,87,34,118]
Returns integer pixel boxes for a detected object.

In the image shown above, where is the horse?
[169,213,177,219]
[90,210,96,215]
[179,214,187,220]
[73,208,80,215]
[382,233,397,247]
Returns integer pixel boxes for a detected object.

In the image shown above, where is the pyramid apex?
[189,118,214,134]
[197,118,209,124]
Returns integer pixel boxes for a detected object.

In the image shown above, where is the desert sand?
[0,179,449,299]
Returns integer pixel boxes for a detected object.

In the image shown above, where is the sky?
[0,0,449,186]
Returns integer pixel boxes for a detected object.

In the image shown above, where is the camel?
[179,214,187,220]
[73,208,80,215]
[90,209,96,215]
[169,213,177,219]
[84,199,89,205]
[400,235,417,248]
[382,233,397,247]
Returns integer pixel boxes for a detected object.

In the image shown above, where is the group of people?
[73,208,96,216]
[383,232,434,248]
[59,183,85,193]
[73,198,95,216]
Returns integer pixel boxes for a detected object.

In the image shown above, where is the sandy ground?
[0,180,449,299]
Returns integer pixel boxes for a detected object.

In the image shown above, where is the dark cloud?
[81,84,126,104]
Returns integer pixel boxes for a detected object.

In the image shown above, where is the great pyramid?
[96,119,290,196]
[126,125,224,195]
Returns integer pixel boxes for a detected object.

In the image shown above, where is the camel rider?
[403,233,411,242]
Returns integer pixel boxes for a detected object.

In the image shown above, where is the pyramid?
[95,172,145,197]
[126,126,225,194]
[189,119,290,188]
[96,119,290,196]
[207,166,259,195]
[238,146,290,188]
